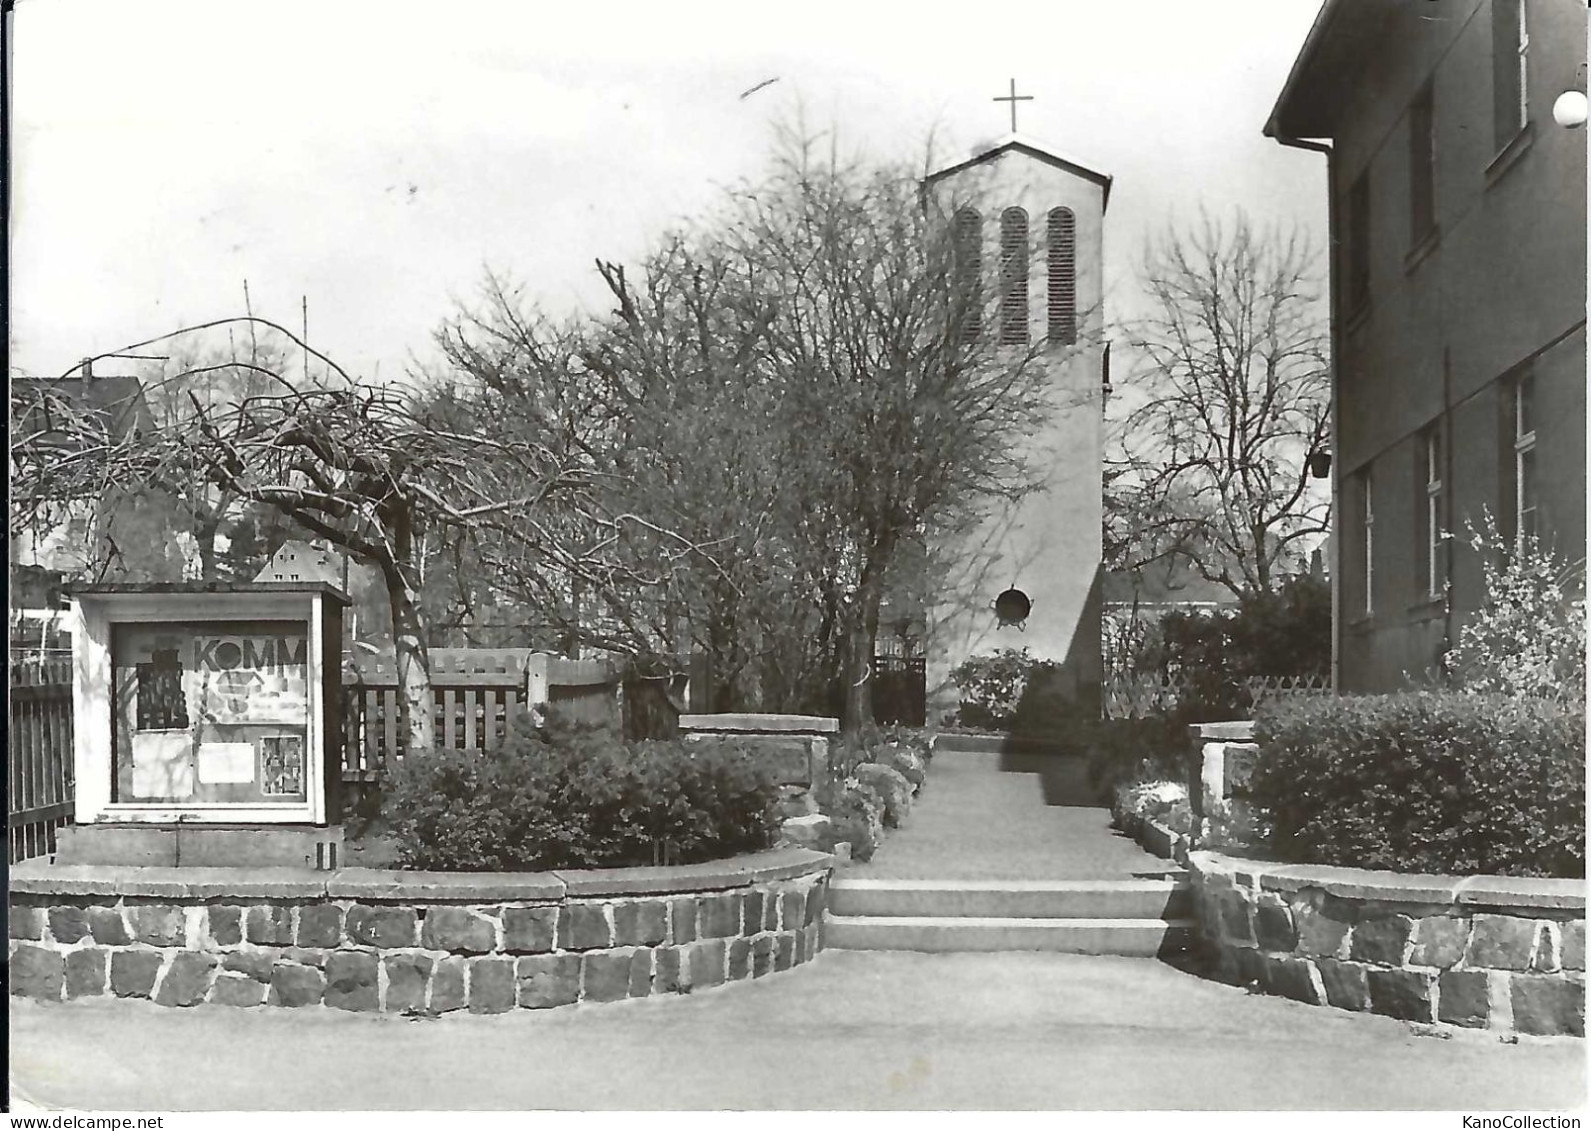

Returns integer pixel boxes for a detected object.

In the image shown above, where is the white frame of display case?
[70,590,330,825]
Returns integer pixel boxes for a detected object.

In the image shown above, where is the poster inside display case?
[112,620,311,805]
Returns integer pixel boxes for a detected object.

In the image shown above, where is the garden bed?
[8,847,833,1014]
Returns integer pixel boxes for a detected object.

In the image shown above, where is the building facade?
[1267,0,1587,692]
[921,134,1111,711]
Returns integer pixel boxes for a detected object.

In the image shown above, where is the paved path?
[10,952,1584,1110]
[849,748,1180,880]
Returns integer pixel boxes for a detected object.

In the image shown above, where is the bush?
[1445,515,1586,704]
[880,744,927,790]
[949,648,1054,730]
[826,722,933,788]
[1083,715,1187,800]
[385,717,780,871]
[1110,778,1188,829]
[1250,692,1585,878]
[1143,574,1330,721]
[813,776,884,861]
[853,763,913,828]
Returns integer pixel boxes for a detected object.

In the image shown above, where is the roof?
[924,132,1114,212]
[1103,560,1238,607]
[1264,0,1404,140]
[66,581,351,605]
[254,540,350,585]
[11,376,155,444]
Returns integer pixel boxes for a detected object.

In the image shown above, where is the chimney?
[81,358,94,380]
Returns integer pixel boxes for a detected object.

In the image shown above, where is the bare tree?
[587,128,1071,730]
[16,315,670,755]
[1108,211,1330,597]
[428,273,731,667]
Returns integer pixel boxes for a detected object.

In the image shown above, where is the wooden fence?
[6,649,651,861]
[9,660,74,863]
[341,648,535,781]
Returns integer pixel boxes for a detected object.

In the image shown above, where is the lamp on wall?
[993,587,1031,629]
[1554,63,1589,129]
[1308,449,1333,480]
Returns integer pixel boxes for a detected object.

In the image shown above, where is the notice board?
[111,620,312,805]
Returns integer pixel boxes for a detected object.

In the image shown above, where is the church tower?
[921,129,1111,716]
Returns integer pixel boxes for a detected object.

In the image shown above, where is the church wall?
[923,148,1108,721]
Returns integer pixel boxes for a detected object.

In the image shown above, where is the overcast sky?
[9,0,1329,385]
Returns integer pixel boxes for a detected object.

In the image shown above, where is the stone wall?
[679,714,835,788]
[1189,850,1585,1036]
[8,848,831,1014]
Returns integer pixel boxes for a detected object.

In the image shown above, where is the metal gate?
[871,654,926,727]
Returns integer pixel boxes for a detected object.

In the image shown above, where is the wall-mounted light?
[994,587,1031,629]
[1554,63,1589,130]
[1308,450,1333,480]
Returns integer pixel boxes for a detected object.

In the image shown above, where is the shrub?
[1141,574,1330,721]
[826,722,933,788]
[1110,778,1188,831]
[1445,514,1586,704]
[1083,715,1187,800]
[877,724,934,764]
[1250,692,1585,878]
[880,744,927,790]
[813,777,884,861]
[385,717,780,871]
[853,763,913,828]
[949,648,1054,730]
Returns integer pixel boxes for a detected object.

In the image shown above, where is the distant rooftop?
[12,375,155,445]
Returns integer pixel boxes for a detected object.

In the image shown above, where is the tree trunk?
[383,508,434,756]
[389,578,434,755]
[197,516,221,582]
[841,593,881,736]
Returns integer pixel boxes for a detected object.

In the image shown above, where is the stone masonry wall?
[1189,851,1585,1037]
[9,850,831,1014]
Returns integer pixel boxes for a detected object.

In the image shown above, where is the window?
[1046,208,1077,344]
[1409,83,1436,243]
[1345,172,1371,312]
[1361,471,1375,617]
[1422,427,1445,599]
[953,208,983,343]
[1493,0,1529,146]
[1514,370,1537,544]
[999,206,1029,345]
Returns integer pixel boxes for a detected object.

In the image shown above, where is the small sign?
[196,741,256,784]
[131,731,194,799]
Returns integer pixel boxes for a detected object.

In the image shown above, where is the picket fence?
[9,661,75,863]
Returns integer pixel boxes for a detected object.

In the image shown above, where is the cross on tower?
[992,78,1033,133]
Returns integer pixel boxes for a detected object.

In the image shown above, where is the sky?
[8,0,1330,385]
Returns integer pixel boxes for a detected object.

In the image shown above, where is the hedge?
[384,718,780,871]
[1250,692,1585,878]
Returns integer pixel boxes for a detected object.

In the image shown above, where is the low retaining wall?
[1189,851,1585,1036]
[679,714,836,787]
[8,847,832,1014]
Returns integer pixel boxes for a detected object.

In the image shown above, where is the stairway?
[824,876,1195,956]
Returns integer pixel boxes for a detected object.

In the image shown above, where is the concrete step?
[829,878,1191,921]
[824,914,1197,956]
